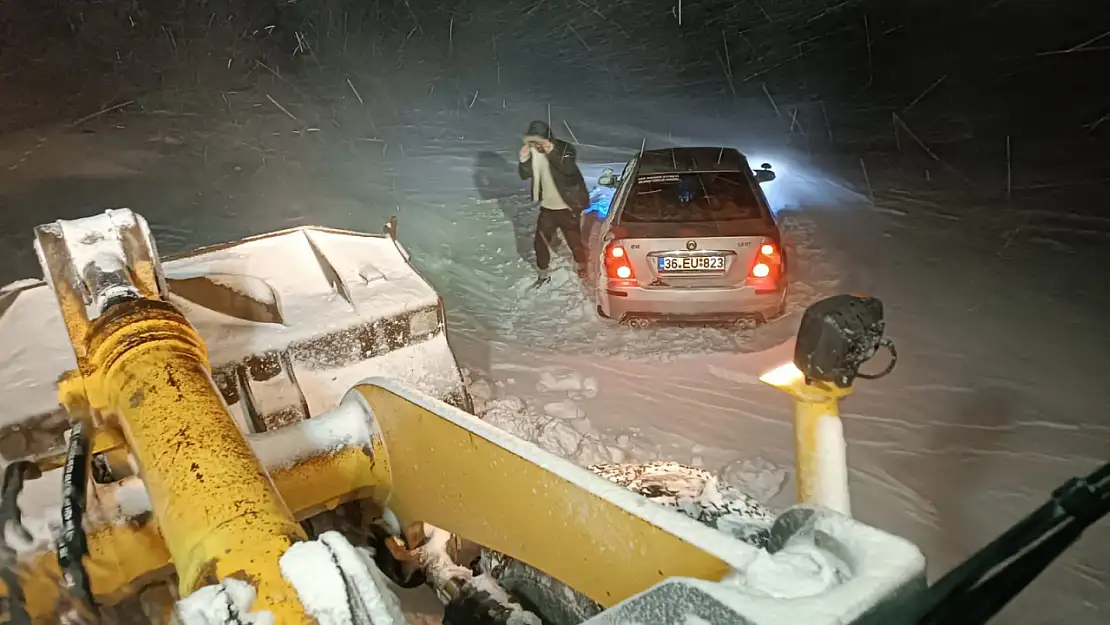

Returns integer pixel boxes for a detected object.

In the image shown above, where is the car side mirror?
[598,168,618,188]
[754,163,776,184]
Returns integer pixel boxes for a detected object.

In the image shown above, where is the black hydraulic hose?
[0,461,38,625]
[58,421,96,612]
[0,566,29,625]
[0,461,37,544]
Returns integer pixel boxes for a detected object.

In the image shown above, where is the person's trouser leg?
[554,210,588,267]
[534,208,560,271]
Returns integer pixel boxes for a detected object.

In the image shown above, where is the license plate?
[657,255,726,273]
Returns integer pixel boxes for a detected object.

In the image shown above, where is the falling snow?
[0,0,1108,623]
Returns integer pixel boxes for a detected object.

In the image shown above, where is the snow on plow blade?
[0,216,471,464]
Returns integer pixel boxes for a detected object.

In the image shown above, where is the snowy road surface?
[1,4,1109,620]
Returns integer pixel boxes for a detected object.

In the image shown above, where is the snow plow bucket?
[0,214,471,462]
[0,210,471,621]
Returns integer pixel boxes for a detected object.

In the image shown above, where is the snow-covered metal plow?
[0,209,936,624]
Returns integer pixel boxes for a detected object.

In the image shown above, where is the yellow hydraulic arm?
[32,211,314,623]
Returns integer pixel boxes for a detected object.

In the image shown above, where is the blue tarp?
[584,185,616,219]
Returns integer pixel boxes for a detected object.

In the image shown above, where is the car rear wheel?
[771,299,787,320]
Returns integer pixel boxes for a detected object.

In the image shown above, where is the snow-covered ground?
[1,0,1108,623]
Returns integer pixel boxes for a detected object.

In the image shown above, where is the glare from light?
[760,362,804,387]
[752,262,770,278]
[611,245,625,258]
[615,265,632,279]
[746,153,864,213]
[760,243,775,256]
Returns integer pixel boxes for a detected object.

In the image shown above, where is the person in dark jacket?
[518,120,589,282]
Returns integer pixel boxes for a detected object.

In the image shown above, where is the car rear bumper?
[601,284,786,324]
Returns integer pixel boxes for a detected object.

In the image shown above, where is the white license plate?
[657,255,726,272]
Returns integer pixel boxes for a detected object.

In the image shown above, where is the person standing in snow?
[518,120,589,284]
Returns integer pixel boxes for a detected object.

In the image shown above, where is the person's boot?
[532,267,551,288]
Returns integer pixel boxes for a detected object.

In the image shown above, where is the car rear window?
[619,172,763,223]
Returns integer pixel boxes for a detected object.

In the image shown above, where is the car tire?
[773,296,787,319]
[765,287,788,321]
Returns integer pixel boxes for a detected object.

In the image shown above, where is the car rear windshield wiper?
[857,460,1109,625]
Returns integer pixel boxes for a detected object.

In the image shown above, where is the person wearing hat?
[518,120,589,284]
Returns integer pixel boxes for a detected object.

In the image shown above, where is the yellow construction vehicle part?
[1,441,379,621]
[29,211,316,623]
[80,299,309,619]
[4,211,875,622]
[760,362,854,515]
[353,381,739,607]
[2,379,746,617]
[34,214,163,390]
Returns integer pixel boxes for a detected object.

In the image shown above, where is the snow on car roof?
[637,147,752,175]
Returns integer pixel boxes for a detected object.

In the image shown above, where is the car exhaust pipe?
[625,317,651,329]
[736,317,760,330]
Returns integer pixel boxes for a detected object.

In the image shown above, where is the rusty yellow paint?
[352,383,733,607]
[56,369,90,417]
[27,373,130,472]
[80,299,310,623]
[1,443,383,622]
[270,444,382,518]
[759,363,853,510]
[1,513,172,621]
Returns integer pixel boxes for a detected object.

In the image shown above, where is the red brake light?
[746,239,782,292]
[605,241,636,283]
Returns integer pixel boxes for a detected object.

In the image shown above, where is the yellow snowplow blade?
[353,381,743,606]
[1,380,751,619]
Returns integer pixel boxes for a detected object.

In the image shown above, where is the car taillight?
[604,241,636,283]
[746,239,782,291]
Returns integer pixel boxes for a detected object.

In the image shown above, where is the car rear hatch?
[617,222,776,288]
[612,170,781,289]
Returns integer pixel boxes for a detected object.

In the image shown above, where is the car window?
[619,171,763,223]
[606,158,638,228]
